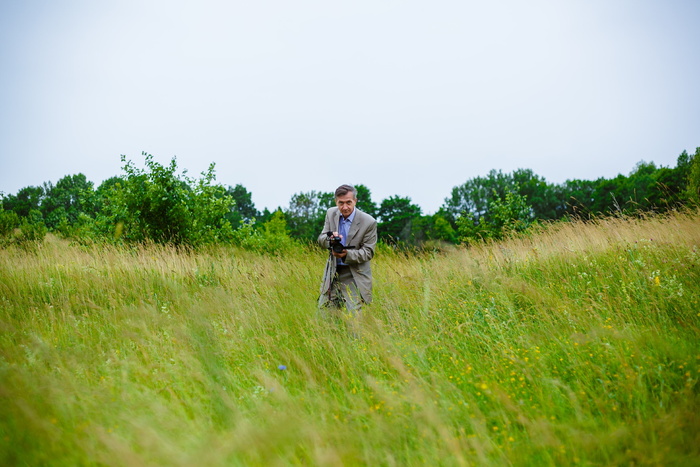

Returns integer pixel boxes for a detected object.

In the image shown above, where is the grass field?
[1,211,699,466]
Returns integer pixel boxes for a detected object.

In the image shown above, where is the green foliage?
[284,190,332,240]
[491,190,534,231]
[562,155,693,216]
[0,209,46,246]
[354,183,378,218]
[55,212,97,243]
[0,210,20,238]
[92,176,122,213]
[2,185,44,217]
[377,198,457,248]
[223,184,259,228]
[457,190,535,244]
[231,210,296,254]
[2,147,698,249]
[444,169,510,222]
[455,211,489,243]
[444,152,696,225]
[261,210,295,249]
[431,215,456,242]
[1,212,698,465]
[444,168,561,228]
[16,210,47,245]
[557,178,597,217]
[422,211,457,244]
[686,147,700,205]
[41,174,95,229]
[283,185,377,242]
[511,168,561,219]
[96,153,234,245]
[377,195,422,244]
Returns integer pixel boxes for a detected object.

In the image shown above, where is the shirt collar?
[341,208,356,223]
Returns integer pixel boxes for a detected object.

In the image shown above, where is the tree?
[224,184,259,227]
[377,195,422,244]
[0,210,20,239]
[96,152,234,245]
[457,190,535,244]
[284,190,333,241]
[686,147,700,205]
[511,169,560,220]
[41,173,95,229]
[652,151,693,209]
[589,175,628,214]
[491,191,534,233]
[93,176,123,214]
[17,209,47,245]
[557,178,597,217]
[417,210,457,244]
[231,209,295,254]
[442,169,526,227]
[624,161,659,212]
[354,184,378,218]
[444,170,503,222]
[2,186,45,218]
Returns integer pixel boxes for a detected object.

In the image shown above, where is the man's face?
[336,192,356,218]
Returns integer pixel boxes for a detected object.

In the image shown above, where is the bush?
[231,211,296,254]
[457,190,536,244]
[0,210,20,238]
[96,153,235,246]
[12,210,47,246]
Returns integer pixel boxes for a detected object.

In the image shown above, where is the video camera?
[325,231,355,254]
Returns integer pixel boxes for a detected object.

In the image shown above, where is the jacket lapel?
[331,208,341,233]
[347,209,362,244]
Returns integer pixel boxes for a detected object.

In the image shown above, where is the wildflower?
[278,365,287,371]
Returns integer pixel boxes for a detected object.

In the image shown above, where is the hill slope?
[1,211,699,465]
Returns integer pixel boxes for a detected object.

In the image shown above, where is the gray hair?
[334,184,357,199]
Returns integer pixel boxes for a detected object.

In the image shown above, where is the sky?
[1,0,698,214]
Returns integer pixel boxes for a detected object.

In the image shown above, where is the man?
[318,184,377,314]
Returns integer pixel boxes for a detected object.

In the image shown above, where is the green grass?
[1,211,699,466]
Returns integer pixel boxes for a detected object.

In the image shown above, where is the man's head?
[335,184,357,218]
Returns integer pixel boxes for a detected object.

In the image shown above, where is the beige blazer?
[318,207,377,305]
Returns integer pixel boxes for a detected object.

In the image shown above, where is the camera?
[325,231,355,254]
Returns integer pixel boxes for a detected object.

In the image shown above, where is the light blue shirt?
[337,208,356,265]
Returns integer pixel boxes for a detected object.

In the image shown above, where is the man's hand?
[331,231,346,259]
[332,250,347,259]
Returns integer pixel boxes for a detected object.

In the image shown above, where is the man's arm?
[318,209,333,249]
[343,216,377,265]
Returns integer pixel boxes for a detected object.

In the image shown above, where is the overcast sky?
[1,0,698,214]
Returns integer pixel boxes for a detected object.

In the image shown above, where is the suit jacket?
[318,207,377,306]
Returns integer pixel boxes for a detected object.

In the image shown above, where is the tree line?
[2,148,699,249]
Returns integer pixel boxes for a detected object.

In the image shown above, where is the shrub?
[96,152,234,246]
[0,210,20,238]
[231,211,296,254]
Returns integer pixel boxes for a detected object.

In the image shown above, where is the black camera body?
[325,231,355,254]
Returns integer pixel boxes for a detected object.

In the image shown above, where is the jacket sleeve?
[318,209,333,249]
[344,216,377,265]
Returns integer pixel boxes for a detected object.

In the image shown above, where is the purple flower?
[278,365,287,371]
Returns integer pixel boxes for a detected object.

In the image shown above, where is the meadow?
[1,211,699,466]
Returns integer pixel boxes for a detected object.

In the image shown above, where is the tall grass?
[1,211,699,465]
